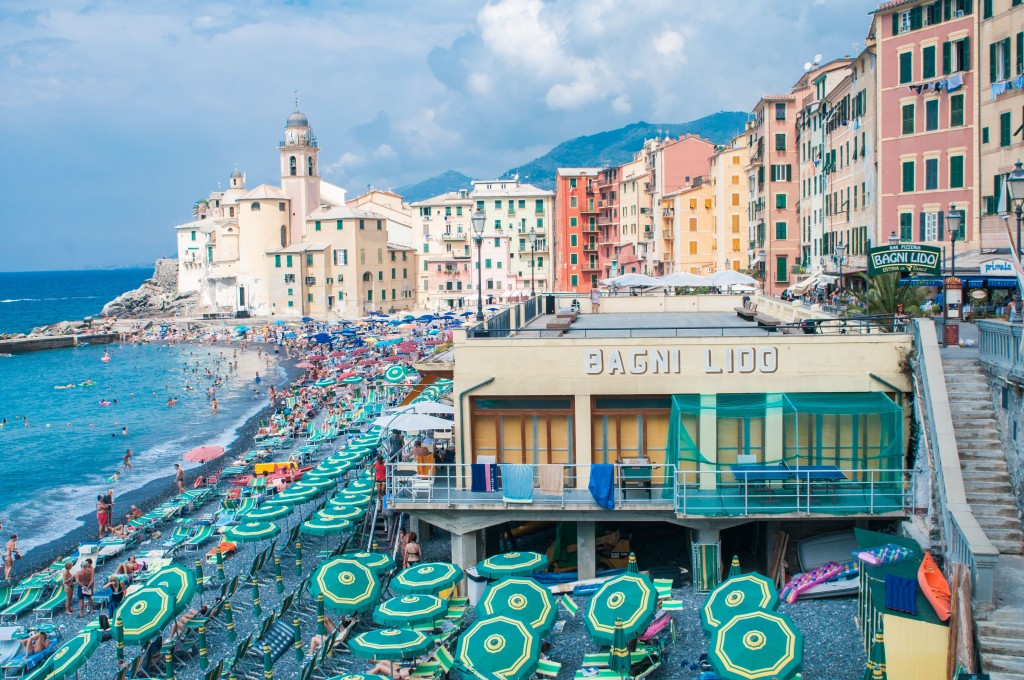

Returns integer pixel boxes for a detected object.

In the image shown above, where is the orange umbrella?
[184,445,226,463]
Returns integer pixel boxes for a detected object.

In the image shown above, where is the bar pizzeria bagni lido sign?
[867,243,942,277]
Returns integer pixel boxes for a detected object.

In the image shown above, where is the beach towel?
[588,464,615,510]
[471,464,498,492]
[501,464,534,503]
[538,464,564,494]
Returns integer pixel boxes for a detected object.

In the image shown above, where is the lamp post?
[472,209,485,322]
[724,258,731,272]
[528,226,537,297]
[834,240,847,294]
[888,230,901,246]
[947,204,962,282]
[1007,160,1024,265]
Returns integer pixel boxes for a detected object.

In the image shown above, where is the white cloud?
[653,30,686,61]
[611,95,632,115]
[467,72,491,94]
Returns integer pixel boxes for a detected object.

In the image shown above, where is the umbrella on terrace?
[455,615,541,680]
[318,505,366,523]
[701,572,780,634]
[349,628,434,665]
[585,573,657,645]
[706,270,758,287]
[708,609,803,680]
[476,552,548,579]
[477,577,557,635]
[245,505,291,522]
[184,445,226,463]
[300,515,353,537]
[392,562,464,596]
[373,594,447,628]
[372,412,452,432]
[310,558,381,616]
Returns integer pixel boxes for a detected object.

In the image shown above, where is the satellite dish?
[814,53,823,64]
[804,62,813,71]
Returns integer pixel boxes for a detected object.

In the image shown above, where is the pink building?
[873,0,978,251]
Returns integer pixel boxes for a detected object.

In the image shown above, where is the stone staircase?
[942,357,1024,679]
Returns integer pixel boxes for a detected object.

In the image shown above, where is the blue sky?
[0,0,873,272]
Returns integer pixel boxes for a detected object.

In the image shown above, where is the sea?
[0,269,283,552]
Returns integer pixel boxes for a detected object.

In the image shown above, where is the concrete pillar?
[574,394,592,489]
[577,521,596,581]
[764,393,784,464]
[408,517,430,542]
[698,394,718,491]
[697,526,720,545]
[451,529,481,596]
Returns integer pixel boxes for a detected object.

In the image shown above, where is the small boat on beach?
[918,551,951,621]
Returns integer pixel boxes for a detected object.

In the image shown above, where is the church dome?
[286,110,309,128]
[230,168,243,179]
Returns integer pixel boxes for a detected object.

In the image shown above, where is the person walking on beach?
[96,495,109,538]
[3,535,17,580]
[76,559,95,617]
[211,397,219,415]
[123,449,133,472]
[402,532,421,570]
[174,464,186,493]
[62,561,75,615]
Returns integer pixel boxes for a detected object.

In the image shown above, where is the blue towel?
[471,464,498,492]
[500,464,534,502]
[588,464,615,510]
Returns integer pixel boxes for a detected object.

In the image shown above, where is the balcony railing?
[386,462,912,517]
[442,232,467,241]
[978,320,1024,381]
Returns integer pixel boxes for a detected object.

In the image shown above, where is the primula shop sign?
[868,244,942,277]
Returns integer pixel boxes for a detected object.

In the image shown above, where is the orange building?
[554,168,601,292]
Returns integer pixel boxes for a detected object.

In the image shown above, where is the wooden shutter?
[984,0,992,18]
[943,42,951,74]
[1018,32,1024,74]
[911,6,923,28]
[938,210,945,241]
[944,0,952,20]
[991,42,998,82]
[1003,38,1012,80]
[963,37,970,69]
[964,0,972,14]
[920,212,927,241]
[892,13,900,36]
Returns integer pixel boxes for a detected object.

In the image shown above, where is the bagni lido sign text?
[583,347,779,375]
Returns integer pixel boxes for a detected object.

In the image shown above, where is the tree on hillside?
[849,273,928,315]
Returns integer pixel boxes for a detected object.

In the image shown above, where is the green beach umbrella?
[301,516,353,537]
[862,631,886,680]
[626,552,640,574]
[266,488,319,507]
[310,557,381,616]
[147,566,198,615]
[162,640,175,680]
[251,575,262,618]
[455,615,541,680]
[246,504,291,522]
[293,478,334,493]
[114,614,125,663]
[701,573,780,634]
[384,366,407,383]
[709,610,803,680]
[477,577,557,635]
[728,555,742,579]
[307,468,345,481]
[330,491,372,506]
[346,479,376,494]
[341,375,364,385]
[274,552,284,594]
[476,552,549,579]
[224,521,282,543]
[349,628,433,661]
[318,505,366,522]
[585,573,657,645]
[214,543,226,582]
[116,587,175,644]
[392,562,464,596]
[373,594,447,627]
[44,629,100,679]
[197,619,209,670]
[343,551,396,576]
[609,618,630,679]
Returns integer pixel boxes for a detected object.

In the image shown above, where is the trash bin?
[943,323,960,346]
[545,295,557,314]
[465,567,487,605]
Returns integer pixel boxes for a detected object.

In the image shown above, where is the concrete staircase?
[942,357,1024,679]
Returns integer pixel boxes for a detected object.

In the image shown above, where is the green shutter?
[938,210,945,241]
[963,37,970,69]
[1003,38,1012,79]
[943,0,952,20]
[943,41,951,74]
[899,52,913,83]
[1001,112,1013,146]
[964,0,972,14]
[983,126,990,143]
[923,45,936,79]
[1018,32,1024,74]
[920,212,926,241]
[983,0,992,18]
[951,94,964,126]
[950,155,964,188]
[902,161,915,193]
[892,13,900,36]
[991,42,999,82]
[902,104,915,134]
[911,6,923,28]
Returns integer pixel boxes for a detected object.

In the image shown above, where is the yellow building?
[660,181,716,274]
[709,137,750,271]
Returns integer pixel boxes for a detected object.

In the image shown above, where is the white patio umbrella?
[372,412,453,432]
[659,272,711,287]
[386,401,455,416]
[706,270,758,287]
[599,273,664,288]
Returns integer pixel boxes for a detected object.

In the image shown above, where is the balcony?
[580,204,599,214]
[583,241,598,251]
[662,208,674,218]
[442,232,467,241]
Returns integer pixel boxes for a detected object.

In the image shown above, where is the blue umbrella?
[272,320,286,326]
[283,332,297,338]
[235,325,250,333]
[312,333,332,344]
[301,316,314,322]
[459,312,474,317]
[487,307,499,311]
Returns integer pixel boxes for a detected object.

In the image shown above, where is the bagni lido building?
[396,295,914,583]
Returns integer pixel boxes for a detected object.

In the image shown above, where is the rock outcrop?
[100,259,198,319]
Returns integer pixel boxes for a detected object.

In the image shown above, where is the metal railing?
[977,319,1024,380]
[913,320,999,604]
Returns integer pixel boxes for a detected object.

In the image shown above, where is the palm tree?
[849,273,928,315]
[192,198,211,217]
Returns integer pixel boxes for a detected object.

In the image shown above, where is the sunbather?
[369,660,410,679]
[170,605,208,637]
[115,556,141,576]
[19,631,49,655]
[309,615,337,656]
[107,524,134,539]
[125,505,143,521]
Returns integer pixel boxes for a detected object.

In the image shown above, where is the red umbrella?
[307,354,327,361]
[329,351,345,358]
[295,362,315,369]
[184,445,225,463]
[350,347,371,355]
[396,342,418,353]
[338,371,357,379]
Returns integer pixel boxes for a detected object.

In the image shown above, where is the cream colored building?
[659,181,716,274]
[709,137,750,271]
[616,155,653,274]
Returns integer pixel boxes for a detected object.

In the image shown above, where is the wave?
[1,296,101,303]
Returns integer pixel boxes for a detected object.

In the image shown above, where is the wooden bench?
[556,309,578,320]
[779,325,801,335]
[546,318,573,331]
[735,305,757,321]
[754,314,781,329]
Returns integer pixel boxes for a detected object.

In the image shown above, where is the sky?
[0,0,875,272]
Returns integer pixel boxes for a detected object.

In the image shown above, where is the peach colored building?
[709,136,750,271]
[596,165,625,277]
[649,135,717,274]
[554,169,601,292]
[872,0,979,255]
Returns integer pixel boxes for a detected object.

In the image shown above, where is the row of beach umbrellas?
[599,269,757,289]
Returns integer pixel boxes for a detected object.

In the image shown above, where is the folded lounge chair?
[0,588,45,623]
[32,588,67,620]
[184,525,214,551]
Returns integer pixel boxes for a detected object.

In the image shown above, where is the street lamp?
[947,204,962,281]
[1007,160,1024,265]
[834,241,847,292]
[888,230,901,245]
[528,226,537,297]
[472,208,485,322]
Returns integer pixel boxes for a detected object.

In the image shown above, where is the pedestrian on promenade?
[590,287,601,313]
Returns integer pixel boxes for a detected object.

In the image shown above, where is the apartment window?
[901,103,915,135]
[274,255,281,268]
[922,45,936,79]
[536,218,543,229]
[925,158,939,190]
[494,237,500,247]
[902,160,915,192]
[569,217,578,228]
[774,102,786,120]
[570,275,578,286]
[333,249,348,266]
[570,234,578,247]
[732,238,740,251]
[983,127,990,143]
[899,51,913,84]
[984,0,992,18]
[949,155,965,188]
[314,220,321,231]
[992,38,1012,81]
[770,164,792,181]
[943,37,970,73]
[925,99,939,131]
[924,212,939,242]
[688,242,698,255]
[569,196,578,208]
[689,217,698,232]
[535,199,544,213]
[775,193,787,209]
[732,193,740,206]
[494,200,502,210]
[456,206,463,216]
[775,256,788,283]
[898,10,911,34]
[337,220,343,230]
[732,215,741,232]
[359,219,365,230]
[900,212,913,242]
[775,133,786,151]
[377,220,383,230]
[775,222,787,240]
[950,94,965,126]
[306,253,313,266]
[190,231,196,241]
[485,259,491,268]
[1000,112,1013,146]
[570,254,578,265]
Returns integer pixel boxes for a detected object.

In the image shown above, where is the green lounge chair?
[0,586,11,610]
[184,525,214,551]
[162,526,193,552]
[0,587,44,622]
[33,587,67,619]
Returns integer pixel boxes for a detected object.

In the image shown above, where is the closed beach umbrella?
[392,562,464,596]
[274,552,284,594]
[709,610,803,680]
[193,558,204,599]
[701,573,780,634]
[626,553,640,573]
[184,445,226,463]
[862,631,887,680]
[585,573,657,645]
[477,552,549,579]
[343,551,396,576]
[147,566,198,615]
[43,629,100,679]
[477,577,557,635]
[116,587,175,644]
[349,628,433,661]
[310,557,381,616]
[609,618,630,679]
[455,615,541,680]
[224,521,282,543]
[300,516,352,536]
[728,555,742,579]
[373,594,447,627]
[246,505,291,522]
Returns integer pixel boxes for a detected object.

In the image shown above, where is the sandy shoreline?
[14,352,304,580]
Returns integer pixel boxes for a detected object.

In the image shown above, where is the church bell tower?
[279,100,321,243]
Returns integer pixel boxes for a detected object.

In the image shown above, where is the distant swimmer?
[121,427,128,436]
[123,449,133,471]
[166,398,177,407]
[99,400,111,407]
[101,352,111,362]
